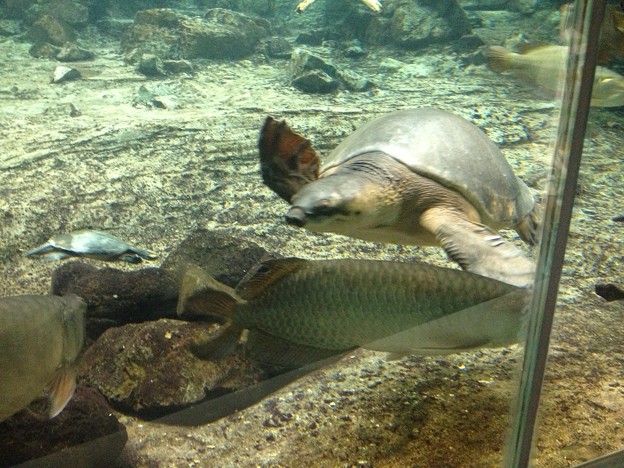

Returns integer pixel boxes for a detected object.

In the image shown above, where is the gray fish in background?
[0,294,86,422]
[486,43,624,107]
[25,229,157,264]
[178,258,529,368]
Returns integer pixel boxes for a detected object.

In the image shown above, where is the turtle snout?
[285,206,307,227]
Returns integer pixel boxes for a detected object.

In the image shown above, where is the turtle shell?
[321,108,534,226]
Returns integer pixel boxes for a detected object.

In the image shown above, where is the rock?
[79,319,266,417]
[29,42,62,59]
[0,386,127,467]
[343,40,367,58]
[51,261,179,340]
[161,229,269,288]
[366,0,471,49]
[453,33,485,53]
[136,53,166,77]
[337,69,374,91]
[26,14,75,46]
[263,36,292,59]
[2,0,37,20]
[51,65,81,83]
[459,0,509,10]
[379,57,406,72]
[162,59,194,74]
[120,8,271,60]
[295,29,326,46]
[289,47,337,78]
[292,69,340,93]
[289,48,372,93]
[56,42,95,61]
[25,0,90,28]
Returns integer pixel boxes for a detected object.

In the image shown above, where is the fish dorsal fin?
[515,41,555,54]
[48,365,77,418]
[236,257,309,300]
[177,263,240,321]
[258,116,321,202]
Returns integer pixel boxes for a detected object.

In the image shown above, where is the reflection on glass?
[0,0,616,466]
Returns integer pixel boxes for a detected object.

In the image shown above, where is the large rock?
[79,319,266,417]
[25,0,90,28]
[26,14,76,46]
[289,48,372,94]
[366,0,471,48]
[51,262,179,340]
[120,8,271,60]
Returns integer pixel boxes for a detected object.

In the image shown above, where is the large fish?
[178,258,528,369]
[486,43,624,107]
[0,294,86,422]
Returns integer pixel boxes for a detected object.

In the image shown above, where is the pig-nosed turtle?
[258,108,539,287]
[25,229,157,264]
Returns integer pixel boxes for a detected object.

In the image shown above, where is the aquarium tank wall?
[0,0,622,466]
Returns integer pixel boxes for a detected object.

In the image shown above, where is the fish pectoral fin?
[177,264,240,321]
[421,208,535,288]
[191,325,243,361]
[47,365,77,418]
[258,116,320,202]
[245,328,350,370]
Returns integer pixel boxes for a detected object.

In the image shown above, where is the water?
[0,0,622,466]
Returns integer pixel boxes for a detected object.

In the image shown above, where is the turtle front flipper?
[421,207,536,288]
[258,116,320,202]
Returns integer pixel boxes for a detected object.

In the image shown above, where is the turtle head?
[285,164,401,235]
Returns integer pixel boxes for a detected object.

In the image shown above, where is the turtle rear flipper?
[127,247,158,261]
[421,207,536,288]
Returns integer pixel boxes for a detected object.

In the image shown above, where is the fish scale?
[233,260,520,351]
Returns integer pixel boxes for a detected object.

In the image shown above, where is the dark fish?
[0,294,86,421]
[178,258,528,369]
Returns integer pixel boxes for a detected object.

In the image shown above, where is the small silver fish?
[178,258,528,368]
[0,294,86,422]
[25,229,157,264]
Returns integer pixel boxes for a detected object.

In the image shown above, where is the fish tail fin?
[177,264,241,322]
[48,365,77,418]
[486,46,514,73]
[191,326,243,360]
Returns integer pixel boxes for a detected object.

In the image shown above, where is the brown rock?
[79,319,266,417]
[27,14,75,47]
[51,262,179,339]
[120,8,271,60]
